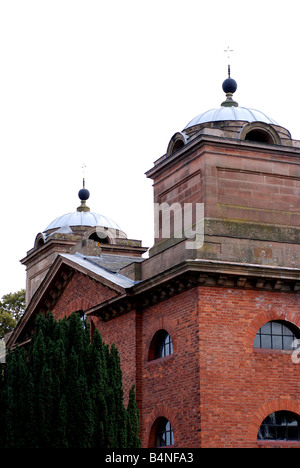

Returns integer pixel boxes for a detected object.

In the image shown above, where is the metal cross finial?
[224,46,234,61]
[224,46,234,77]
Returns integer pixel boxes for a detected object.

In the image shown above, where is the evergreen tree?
[88,330,109,448]
[107,344,127,447]
[0,312,141,448]
[0,364,5,448]
[126,386,141,448]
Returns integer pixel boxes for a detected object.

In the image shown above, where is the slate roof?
[61,252,143,289]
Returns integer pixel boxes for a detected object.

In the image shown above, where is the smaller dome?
[44,178,123,234]
[44,211,122,232]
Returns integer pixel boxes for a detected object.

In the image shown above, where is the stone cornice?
[87,259,300,321]
[146,133,300,180]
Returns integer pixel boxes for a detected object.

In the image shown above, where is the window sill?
[257,440,300,448]
[146,354,175,367]
[253,348,293,355]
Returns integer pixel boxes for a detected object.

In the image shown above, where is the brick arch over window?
[62,297,94,319]
[248,399,300,442]
[245,310,300,351]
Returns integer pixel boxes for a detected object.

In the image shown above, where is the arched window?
[34,233,46,249]
[155,418,174,447]
[240,122,281,145]
[253,320,299,350]
[37,237,45,248]
[148,330,173,361]
[245,129,274,144]
[171,139,185,153]
[73,310,87,327]
[166,132,187,157]
[89,232,109,244]
[258,411,300,441]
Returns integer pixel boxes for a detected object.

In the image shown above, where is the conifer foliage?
[0,313,141,448]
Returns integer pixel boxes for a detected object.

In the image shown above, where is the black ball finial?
[77,175,91,212]
[221,64,238,107]
[78,177,90,201]
[78,187,90,201]
[222,77,237,94]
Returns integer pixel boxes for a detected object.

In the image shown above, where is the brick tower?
[7,70,300,448]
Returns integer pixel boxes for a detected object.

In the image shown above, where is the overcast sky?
[1,0,299,298]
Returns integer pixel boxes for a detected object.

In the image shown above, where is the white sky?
[1,0,300,298]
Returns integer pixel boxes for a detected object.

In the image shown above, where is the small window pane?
[276,426,286,440]
[271,322,282,335]
[289,426,300,440]
[253,335,261,348]
[283,336,294,350]
[272,335,282,350]
[261,335,272,349]
[261,322,271,334]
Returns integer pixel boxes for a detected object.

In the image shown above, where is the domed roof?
[184,106,278,130]
[44,211,122,232]
[44,179,122,233]
[184,67,278,131]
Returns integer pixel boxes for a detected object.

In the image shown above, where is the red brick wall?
[197,286,300,448]
[91,288,202,448]
[141,288,201,448]
[106,285,299,448]
[52,272,137,406]
[52,272,118,320]
[51,272,300,448]
[92,310,138,407]
[138,285,299,447]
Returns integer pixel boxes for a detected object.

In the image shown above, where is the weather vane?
[224,46,234,77]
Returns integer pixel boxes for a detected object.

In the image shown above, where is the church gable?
[7,254,130,349]
[52,271,118,321]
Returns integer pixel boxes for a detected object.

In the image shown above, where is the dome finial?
[221,47,238,107]
[77,163,90,212]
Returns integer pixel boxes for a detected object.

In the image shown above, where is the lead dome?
[185,69,277,129]
[166,69,294,157]
[184,106,278,129]
[44,181,122,233]
[33,180,128,253]
[44,211,122,232]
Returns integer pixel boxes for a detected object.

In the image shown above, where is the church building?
[7,70,300,448]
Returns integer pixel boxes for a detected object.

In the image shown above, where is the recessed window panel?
[258,411,300,441]
[155,419,174,447]
[254,320,299,351]
[148,330,174,361]
[156,332,173,359]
